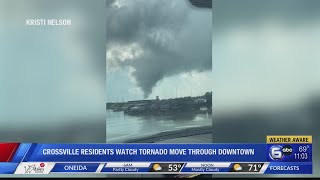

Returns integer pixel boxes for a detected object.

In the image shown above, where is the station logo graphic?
[269,145,293,160]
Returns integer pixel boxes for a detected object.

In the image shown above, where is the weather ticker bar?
[0,136,312,174]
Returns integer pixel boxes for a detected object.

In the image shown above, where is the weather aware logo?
[269,145,293,160]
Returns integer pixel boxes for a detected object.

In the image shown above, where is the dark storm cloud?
[106,0,212,98]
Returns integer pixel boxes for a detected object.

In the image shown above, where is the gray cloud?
[106,0,212,98]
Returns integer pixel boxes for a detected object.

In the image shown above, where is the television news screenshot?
[0,0,319,179]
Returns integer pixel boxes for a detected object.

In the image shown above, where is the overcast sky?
[106,0,212,102]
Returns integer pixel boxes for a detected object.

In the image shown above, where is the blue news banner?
[0,143,312,174]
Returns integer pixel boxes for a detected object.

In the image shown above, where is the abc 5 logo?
[269,145,293,160]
